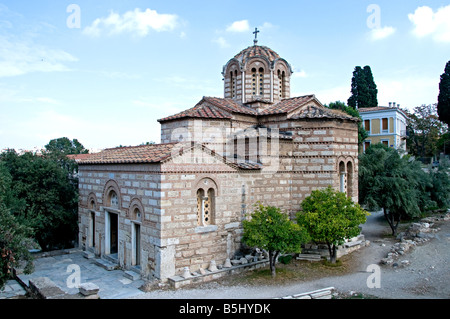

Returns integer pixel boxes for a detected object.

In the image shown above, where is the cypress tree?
[364,66,378,108]
[348,65,378,109]
[437,61,450,126]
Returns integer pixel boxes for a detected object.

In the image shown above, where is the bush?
[278,255,293,265]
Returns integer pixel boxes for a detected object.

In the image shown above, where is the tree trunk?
[326,242,337,263]
[268,251,279,278]
[383,207,400,236]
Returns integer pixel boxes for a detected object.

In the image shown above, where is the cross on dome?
[253,27,260,45]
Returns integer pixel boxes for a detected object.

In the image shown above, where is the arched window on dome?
[252,68,257,95]
[252,67,264,97]
[231,70,237,98]
[278,70,286,99]
[259,67,264,96]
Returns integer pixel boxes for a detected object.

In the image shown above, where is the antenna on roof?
[253,27,260,45]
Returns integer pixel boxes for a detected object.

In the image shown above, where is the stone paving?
[1,249,146,299]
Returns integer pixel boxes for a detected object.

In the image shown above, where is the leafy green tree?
[405,104,448,160]
[359,144,432,236]
[0,163,34,289]
[243,203,309,277]
[44,137,88,155]
[348,66,378,109]
[0,205,34,289]
[428,158,450,209]
[0,150,78,251]
[43,137,88,179]
[437,61,450,126]
[325,101,369,146]
[297,186,368,263]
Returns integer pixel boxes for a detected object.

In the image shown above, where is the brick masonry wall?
[78,116,359,280]
[78,164,163,279]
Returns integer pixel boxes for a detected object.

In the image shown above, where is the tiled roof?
[78,143,177,164]
[358,106,397,112]
[158,97,256,122]
[234,45,281,65]
[78,142,262,170]
[289,104,358,121]
[358,106,408,118]
[159,95,358,123]
[259,95,316,115]
[67,153,94,162]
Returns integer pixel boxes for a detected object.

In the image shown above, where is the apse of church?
[77,31,360,282]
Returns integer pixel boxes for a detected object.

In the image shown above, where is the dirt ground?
[135,210,450,299]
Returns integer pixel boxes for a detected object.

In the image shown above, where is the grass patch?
[321,259,343,267]
[217,255,355,287]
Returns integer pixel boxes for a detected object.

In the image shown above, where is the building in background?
[359,102,408,153]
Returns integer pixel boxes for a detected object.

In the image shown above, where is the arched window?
[252,68,257,95]
[347,161,353,198]
[251,67,264,96]
[339,161,346,193]
[258,67,264,96]
[231,70,237,98]
[89,199,96,210]
[280,71,286,98]
[196,187,215,226]
[109,190,119,208]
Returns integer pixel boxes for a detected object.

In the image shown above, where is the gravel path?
[133,210,450,299]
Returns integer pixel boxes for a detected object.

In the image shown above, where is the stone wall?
[78,164,163,279]
[78,115,359,281]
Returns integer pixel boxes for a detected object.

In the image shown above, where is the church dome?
[222,38,293,105]
[233,45,281,66]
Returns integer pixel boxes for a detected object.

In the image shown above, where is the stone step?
[344,240,362,248]
[83,251,95,259]
[94,258,118,271]
[123,270,140,281]
[296,254,322,261]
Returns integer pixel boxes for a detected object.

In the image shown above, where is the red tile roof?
[67,153,94,162]
[234,45,281,65]
[78,142,262,170]
[78,143,177,164]
[289,104,358,121]
[159,95,358,123]
[158,97,257,122]
[259,95,315,115]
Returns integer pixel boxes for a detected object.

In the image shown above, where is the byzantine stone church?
[77,35,360,281]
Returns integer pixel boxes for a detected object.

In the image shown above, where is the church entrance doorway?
[132,223,141,266]
[105,211,119,257]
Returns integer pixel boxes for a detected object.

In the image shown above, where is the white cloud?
[370,26,396,40]
[213,36,230,48]
[292,69,308,78]
[83,8,179,37]
[0,35,77,77]
[408,5,450,42]
[226,20,250,33]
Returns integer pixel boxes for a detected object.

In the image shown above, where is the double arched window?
[195,178,218,227]
[252,67,264,96]
[339,159,354,198]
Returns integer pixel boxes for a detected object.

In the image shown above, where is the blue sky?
[0,0,449,151]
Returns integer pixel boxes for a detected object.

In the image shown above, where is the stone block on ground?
[79,282,99,296]
[29,277,67,299]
